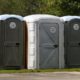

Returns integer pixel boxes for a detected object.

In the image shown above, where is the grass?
[0,68,80,73]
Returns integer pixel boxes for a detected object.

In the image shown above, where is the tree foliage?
[57,0,80,16]
[0,0,80,16]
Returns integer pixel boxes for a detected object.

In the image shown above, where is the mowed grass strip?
[0,68,80,73]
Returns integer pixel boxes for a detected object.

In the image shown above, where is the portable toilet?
[0,14,9,68]
[61,16,80,68]
[0,14,25,69]
[23,14,64,69]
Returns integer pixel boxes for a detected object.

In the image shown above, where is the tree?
[0,0,25,15]
[0,0,80,16]
[55,0,80,16]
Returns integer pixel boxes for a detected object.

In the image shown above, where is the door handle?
[53,45,58,48]
[78,43,80,45]
[16,43,20,46]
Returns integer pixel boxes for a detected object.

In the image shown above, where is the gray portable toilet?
[0,14,25,69]
[61,16,80,68]
[24,14,64,69]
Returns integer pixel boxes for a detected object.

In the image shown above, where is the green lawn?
[0,68,80,73]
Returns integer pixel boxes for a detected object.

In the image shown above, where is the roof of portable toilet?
[60,16,80,22]
[0,14,23,21]
[23,14,60,22]
[0,14,9,20]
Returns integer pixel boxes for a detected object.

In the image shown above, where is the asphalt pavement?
[0,72,80,80]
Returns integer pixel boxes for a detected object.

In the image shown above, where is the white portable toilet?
[61,16,80,68]
[24,14,64,69]
[0,14,25,69]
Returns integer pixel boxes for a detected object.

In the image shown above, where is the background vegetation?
[0,0,80,16]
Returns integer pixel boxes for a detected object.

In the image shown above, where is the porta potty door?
[65,19,80,67]
[3,18,24,68]
[39,23,59,69]
[0,21,4,67]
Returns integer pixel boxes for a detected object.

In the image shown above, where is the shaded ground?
[0,72,80,80]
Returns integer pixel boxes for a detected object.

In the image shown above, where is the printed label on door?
[50,27,56,33]
[10,22,16,29]
[73,24,79,30]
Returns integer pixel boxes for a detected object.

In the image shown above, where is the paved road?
[0,72,80,80]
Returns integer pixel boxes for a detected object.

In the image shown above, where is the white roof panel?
[0,14,23,21]
[23,14,60,22]
[61,16,80,22]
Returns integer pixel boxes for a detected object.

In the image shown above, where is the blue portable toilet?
[61,16,80,68]
[0,14,25,69]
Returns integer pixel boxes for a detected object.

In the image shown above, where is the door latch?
[53,45,58,48]
[16,43,20,46]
